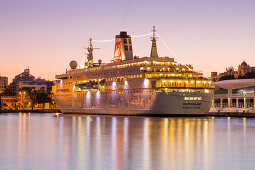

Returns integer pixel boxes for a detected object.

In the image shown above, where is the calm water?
[0,113,255,170]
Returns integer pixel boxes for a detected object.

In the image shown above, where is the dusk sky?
[1,0,255,81]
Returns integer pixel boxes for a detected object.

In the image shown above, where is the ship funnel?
[113,31,133,62]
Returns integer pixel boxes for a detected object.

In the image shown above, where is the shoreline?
[1,110,255,118]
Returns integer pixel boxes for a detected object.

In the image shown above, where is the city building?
[211,61,255,81]
[17,81,47,92]
[0,76,8,94]
[9,68,53,93]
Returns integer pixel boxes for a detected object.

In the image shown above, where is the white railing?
[214,93,255,98]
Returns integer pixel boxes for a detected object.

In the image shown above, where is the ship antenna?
[150,26,159,58]
[85,38,100,67]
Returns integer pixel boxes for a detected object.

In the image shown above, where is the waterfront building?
[0,76,8,94]
[210,78,255,113]
[210,61,255,113]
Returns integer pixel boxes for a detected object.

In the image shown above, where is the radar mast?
[86,38,99,67]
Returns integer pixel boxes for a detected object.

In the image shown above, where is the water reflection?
[0,114,255,170]
[63,116,216,170]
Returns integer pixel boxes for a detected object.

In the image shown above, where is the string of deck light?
[92,32,153,42]
[156,32,193,71]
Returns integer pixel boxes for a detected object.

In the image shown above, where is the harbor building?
[0,76,8,94]
[210,61,255,113]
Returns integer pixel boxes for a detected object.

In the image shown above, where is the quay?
[208,110,255,118]
[0,108,61,114]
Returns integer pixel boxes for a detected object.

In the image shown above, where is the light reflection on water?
[0,113,255,170]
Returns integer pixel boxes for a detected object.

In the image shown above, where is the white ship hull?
[53,90,213,116]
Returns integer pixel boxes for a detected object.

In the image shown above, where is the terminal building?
[210,61,255,113]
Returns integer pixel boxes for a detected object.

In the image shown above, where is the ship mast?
[86,38,99,67]
[150,26,158,58]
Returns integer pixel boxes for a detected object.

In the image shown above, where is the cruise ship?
[53,27,214,115]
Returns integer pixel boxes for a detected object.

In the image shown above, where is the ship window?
[124,45,128,51]
[128,39,131,44]
[124,39,127,44]
[129,46,132,51]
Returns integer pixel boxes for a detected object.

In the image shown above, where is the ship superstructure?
[53,28,214,115]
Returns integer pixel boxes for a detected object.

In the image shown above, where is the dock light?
[185,81,189,83]
[203,81,206,83]
[197,81,201,83]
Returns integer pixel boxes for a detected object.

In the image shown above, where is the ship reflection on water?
[0,113,255,170]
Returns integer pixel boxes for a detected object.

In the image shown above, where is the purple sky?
[1,0,255,81]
